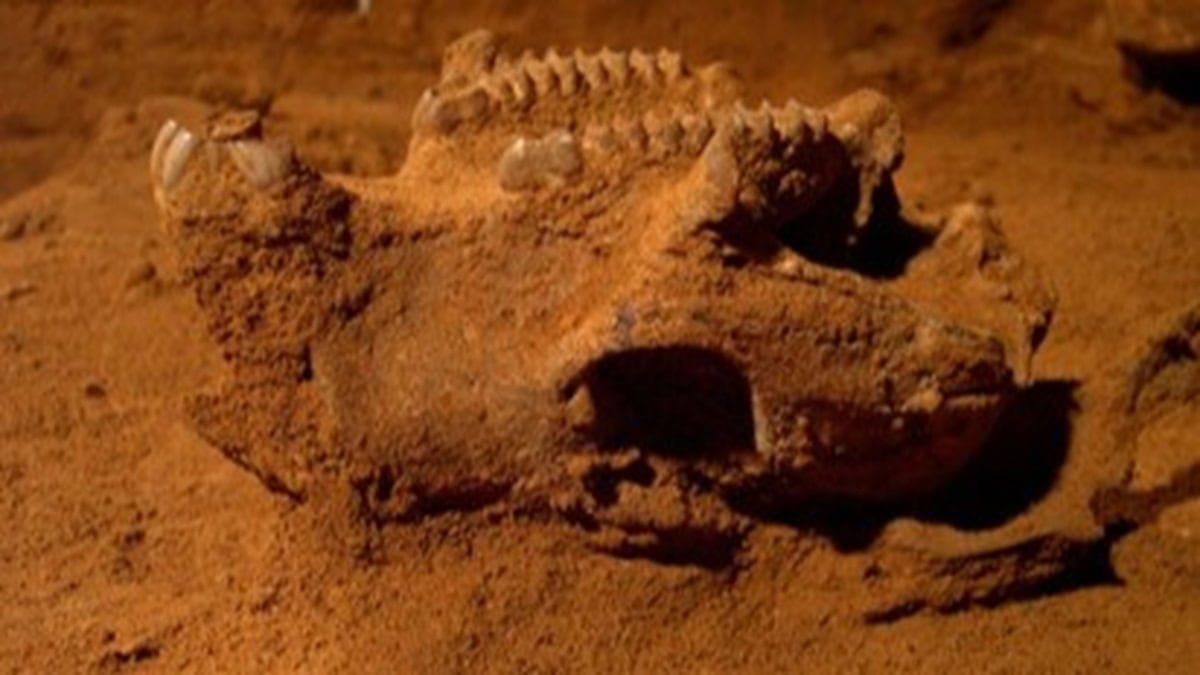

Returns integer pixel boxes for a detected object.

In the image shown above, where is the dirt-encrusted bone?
[151,32,1054,577]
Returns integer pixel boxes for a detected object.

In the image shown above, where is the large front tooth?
[160,128,201,190]
[150,119,180,182]
[228,140,293,189]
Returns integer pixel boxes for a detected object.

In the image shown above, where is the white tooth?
[524,59,556,97]
[161,128,200,190]
[599,48,630,86]
[629,49,660,85]
[574,50,607,91]
[497,129,583,192]
[150,120,180,182]
[228,141,292,189]
[505,69,535,109]
[656,49,686,82]
[546,48,580,95]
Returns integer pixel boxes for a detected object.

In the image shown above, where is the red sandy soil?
[2,1,1199,672]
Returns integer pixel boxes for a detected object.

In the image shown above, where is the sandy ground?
[2,1,1199,672]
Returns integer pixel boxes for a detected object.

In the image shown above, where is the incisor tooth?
[151,119,180,181]
[161,128,200,190]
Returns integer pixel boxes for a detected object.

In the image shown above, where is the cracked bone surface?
[152,30,1054,561]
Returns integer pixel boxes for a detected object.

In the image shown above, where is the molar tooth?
[598,48,631,87]
[656,49,686,82]
[803,108,829,140]
[412,87,491,135]
[680,113,714,154]
[773,99,810,141]
[748,102,775,141]
[498,129,583,192]
[482,77,516,108]
[160,128,201,190]
[574,49,608,91]
[150,119,180,182]
[546,48,580,95]
[629,49,661,86]
[504,68,536,109]
[523,58,557,97]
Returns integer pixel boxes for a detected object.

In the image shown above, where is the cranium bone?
[151,31,1053,559]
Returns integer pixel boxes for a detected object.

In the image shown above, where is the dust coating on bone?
[147,31,1055,586]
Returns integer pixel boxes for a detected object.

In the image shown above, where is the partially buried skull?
[150,30,1054,560]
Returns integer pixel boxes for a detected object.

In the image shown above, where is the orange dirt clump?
[2,1,1200,673]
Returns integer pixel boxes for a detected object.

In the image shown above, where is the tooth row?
[414,47,692,136]
[582,111,715,158]
[150,119,293,202]
[727,100,830,146]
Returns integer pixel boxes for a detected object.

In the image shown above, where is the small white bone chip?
[497,130,583,192]
[160,128,201,191]
[228,140,294,189]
